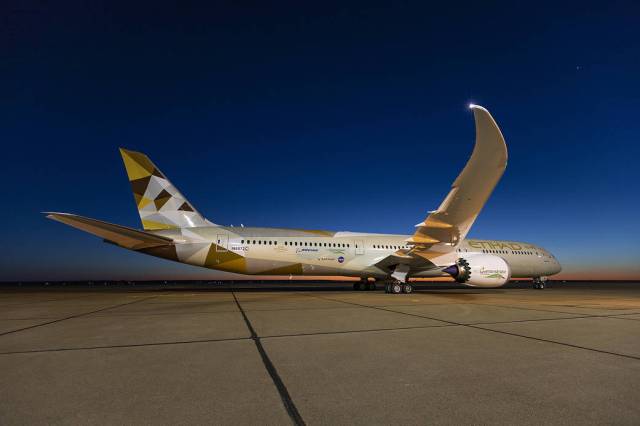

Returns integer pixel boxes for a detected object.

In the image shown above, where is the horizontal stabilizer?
[45,212,174,250]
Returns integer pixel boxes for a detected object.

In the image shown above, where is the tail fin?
[119,148,213,230]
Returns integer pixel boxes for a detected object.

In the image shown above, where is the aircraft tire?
[384,283,391,293]
[391,283,403,294]
[402,283,413,294]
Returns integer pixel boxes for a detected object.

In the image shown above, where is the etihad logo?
[468,240,536,251]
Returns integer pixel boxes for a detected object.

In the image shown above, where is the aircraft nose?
[550,254,562,274]
[555,260,562,274]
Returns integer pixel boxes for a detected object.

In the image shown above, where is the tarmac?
[1,281,639,425]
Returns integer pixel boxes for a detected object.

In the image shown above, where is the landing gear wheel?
[353,283,359,291]
[366,282,376,291]
[384,283,391,293]
[391,282,403,294]
[533,278,547,290]
[402,283,413,294]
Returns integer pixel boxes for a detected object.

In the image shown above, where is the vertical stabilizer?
[119,148,213,230]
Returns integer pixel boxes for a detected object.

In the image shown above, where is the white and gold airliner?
[46,105,561,293]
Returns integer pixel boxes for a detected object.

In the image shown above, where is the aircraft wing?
[408,105,508,250]
[374,253,437,273]
[45,212,174,250]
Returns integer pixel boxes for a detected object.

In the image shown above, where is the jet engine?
[443,254,511,288]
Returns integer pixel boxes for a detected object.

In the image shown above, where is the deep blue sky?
[1,1,638,280]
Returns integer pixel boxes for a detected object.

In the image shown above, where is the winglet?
[410,105,507,247]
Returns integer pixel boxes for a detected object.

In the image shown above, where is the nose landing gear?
[532,277,548,289]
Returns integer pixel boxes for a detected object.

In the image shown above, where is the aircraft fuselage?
[144,225,561,280]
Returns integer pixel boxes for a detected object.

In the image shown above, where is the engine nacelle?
[443,254,511,288]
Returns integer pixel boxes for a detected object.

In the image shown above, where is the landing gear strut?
[384,281,413,294]
[532,277,548,290]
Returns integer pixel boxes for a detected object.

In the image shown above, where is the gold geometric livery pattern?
[119,148,213,230]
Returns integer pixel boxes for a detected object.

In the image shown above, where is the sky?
[1,1,639,281]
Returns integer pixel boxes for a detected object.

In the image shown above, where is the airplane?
[46,104,561,293]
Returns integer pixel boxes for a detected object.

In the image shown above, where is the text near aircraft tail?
[119,148,214,230]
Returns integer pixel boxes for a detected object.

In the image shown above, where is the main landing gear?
[532,277,548,290]
[384,281,413,294]
[353,279,377,291]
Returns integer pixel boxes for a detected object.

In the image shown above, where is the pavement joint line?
[0,336,252,356]
[86,310,242,317]
[0,324,461,356]
[302,293,640,361]
[608,316,640,322]
[466,302,640,317]
[467,325,640,361]
[260,323,458,340]
[0,294,106,307]
[468,315,621,325]
[0,296,158,337]
[464,303,640,322]
[236,305,358,312]
[231,291,306,426]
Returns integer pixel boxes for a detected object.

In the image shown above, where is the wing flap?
[45,212,174,250]
[374,251,437,274]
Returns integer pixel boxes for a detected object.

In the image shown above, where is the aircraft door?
[355,240,365,255]
[216,234,228,252]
